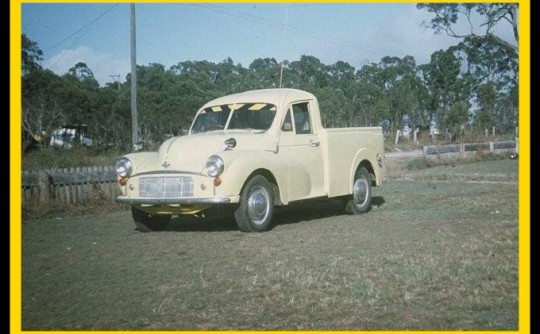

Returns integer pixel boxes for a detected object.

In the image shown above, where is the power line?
[196,4,403,57]
[43,4,119,54]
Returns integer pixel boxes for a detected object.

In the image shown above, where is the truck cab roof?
[200,89,316,110]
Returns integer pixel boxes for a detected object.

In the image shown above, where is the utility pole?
[109,74,120,90]
[130,4,139,151]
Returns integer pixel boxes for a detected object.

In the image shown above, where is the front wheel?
[345,167,372,215]
[132,207,171,232]
[235,175,275,232]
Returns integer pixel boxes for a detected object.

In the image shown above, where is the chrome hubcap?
[353,177,369,207]
[247,185,270,225]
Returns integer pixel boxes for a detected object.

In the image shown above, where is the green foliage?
[418,4,519,135]
[475,82,497,128]
[405,152,510,171]
[22,33,43,75]
[23,146,123,170]
[417,4,518,47]
[405,157,435,170]
[21,28,518,160]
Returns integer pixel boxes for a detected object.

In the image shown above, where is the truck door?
[278,101,325,201]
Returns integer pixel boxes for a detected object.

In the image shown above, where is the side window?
[281,109,293,132]
[292,102,312,134]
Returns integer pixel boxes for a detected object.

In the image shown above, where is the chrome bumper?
[116,196,232,205]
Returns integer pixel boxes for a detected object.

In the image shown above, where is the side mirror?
[224,137,237,151]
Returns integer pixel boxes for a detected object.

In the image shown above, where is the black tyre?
[132,207,171,232]
[234,175,275,232]
[345,167,372,215]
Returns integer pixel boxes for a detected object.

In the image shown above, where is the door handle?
[309,140,320,147]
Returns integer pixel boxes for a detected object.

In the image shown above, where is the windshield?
[191,103,277,134]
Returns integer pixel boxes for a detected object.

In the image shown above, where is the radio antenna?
[279,4,288,88]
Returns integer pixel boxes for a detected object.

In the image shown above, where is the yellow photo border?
[10,1,530,333]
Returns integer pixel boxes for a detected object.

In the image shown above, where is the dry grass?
[22,146,122,170]
[21,157,519,330]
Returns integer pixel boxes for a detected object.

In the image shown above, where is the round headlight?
[206,155,224,177]
[115,157,133,178]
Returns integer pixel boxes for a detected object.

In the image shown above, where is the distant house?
[50,124,93,149]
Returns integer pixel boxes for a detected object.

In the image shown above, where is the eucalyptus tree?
[211,57,245,94]
[316,61,356,127]
[354,63,385,129]
[381,56,421,134]
[418,3,519,135]
[22,68,66,151]
[417,3,518,51]
[248,57,282,89]
[354,56,423,134]
[450,36,518,131]
[22,33,43,75]
[315,86,355,128]
[419,49,472,139]
[67,62,99,87]
[328,60,356,95]
[92,82,131,150]
[57,62,101,146]
[288,55,330,90]
[136,63,163,140]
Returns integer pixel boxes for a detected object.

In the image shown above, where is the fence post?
[37,171,50,202]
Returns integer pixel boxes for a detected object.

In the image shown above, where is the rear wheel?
[132,207,171,232]
[235,175,275,232]
[345,167,372,215]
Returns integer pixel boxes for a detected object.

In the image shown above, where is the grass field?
[21,158,519,330]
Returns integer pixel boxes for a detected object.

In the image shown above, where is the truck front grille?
[139,176,194,198]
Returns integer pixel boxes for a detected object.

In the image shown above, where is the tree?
[475,82,497,130]
[248,57,281,88]
[67,62,99,90]
[289,55,330,89]
[22,33,43,75]
[420,49,472,138]
[329,60,355,94]
[417,4,518,51]
[354,63,384,128]
[450,35,518,132]
[21,36,63,150]
[316,87,354,128]
[353,56,424,134]
[451,35,517,88]
[22,69,66,151]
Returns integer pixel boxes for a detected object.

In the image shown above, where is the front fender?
[215,150,288,202]
[122,152,160,175]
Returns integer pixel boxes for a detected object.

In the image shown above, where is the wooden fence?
[22,166,120,204]
[21,140,518,205]
[423,140,517,158]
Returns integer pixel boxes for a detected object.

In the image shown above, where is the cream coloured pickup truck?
[116,88,384,232]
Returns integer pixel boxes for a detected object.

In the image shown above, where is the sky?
[21,3,517,87]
